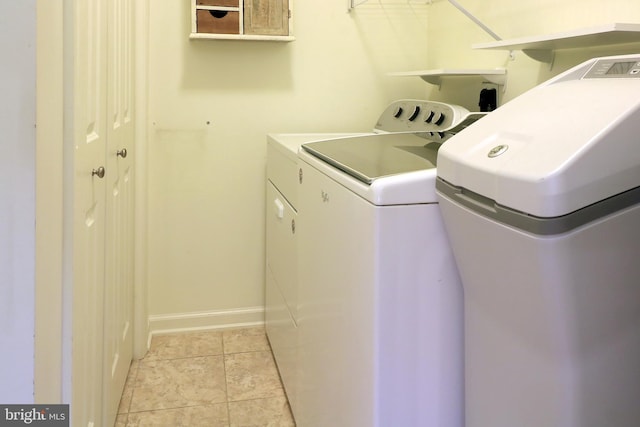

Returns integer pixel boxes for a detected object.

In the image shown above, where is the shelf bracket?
[523,49,556,68]
[420,75,443,88]
[483,73,506,87]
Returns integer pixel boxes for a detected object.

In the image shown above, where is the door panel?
[243,0,289,36]
[71,0,107,426]
[103,0,135,425]
[69,0,135,426]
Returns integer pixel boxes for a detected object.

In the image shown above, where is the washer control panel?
[584,56,640,79]
[375,99,488,142]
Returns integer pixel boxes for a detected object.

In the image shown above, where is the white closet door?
[70,0,108,426]
[103,0,135,424]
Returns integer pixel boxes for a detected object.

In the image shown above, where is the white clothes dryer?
[266,132,370,421]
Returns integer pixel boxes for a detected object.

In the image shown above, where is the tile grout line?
[125,359,144,419]
[126,360,140,413]
[117,359,139,425]
[221,333,232,426]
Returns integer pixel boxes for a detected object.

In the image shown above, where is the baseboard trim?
[148,306,265,337]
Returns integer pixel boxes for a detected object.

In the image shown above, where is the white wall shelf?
[190,33,295,41]
[473,23,640,63]
[389,68,506,88]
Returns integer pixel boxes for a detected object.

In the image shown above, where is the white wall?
[0,1,36,402]
[146,0,431,325]
[146,0,640,328]
[424,0,640,108]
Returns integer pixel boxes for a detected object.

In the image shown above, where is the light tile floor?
[116,327,296,427]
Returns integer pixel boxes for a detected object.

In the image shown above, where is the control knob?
[425,111,435,123]
[408,106,421,121]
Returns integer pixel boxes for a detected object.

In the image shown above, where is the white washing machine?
[436,54,640,427]
[283,101,486,427]
[266,98,478,422]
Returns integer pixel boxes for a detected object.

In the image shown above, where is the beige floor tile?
[126,404,229,427]
[130,356,227,412]
[118,328,296,425]
[228,397,295,427]
[223,327,271,354]
[225,351,285,402]
[146,331,224,361]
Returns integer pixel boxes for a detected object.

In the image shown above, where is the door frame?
[133,0,150,359]
[35,0,65,403]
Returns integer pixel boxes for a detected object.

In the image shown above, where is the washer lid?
[302,133,439,185]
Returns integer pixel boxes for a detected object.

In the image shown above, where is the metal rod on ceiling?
[349,0,430,12]
[348,0,370,12]
[447,0,502,41]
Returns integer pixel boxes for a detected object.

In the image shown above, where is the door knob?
[117,148,128,158]
[92,166,105,178]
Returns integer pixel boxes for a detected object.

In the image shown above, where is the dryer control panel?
[374,99,487,142]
